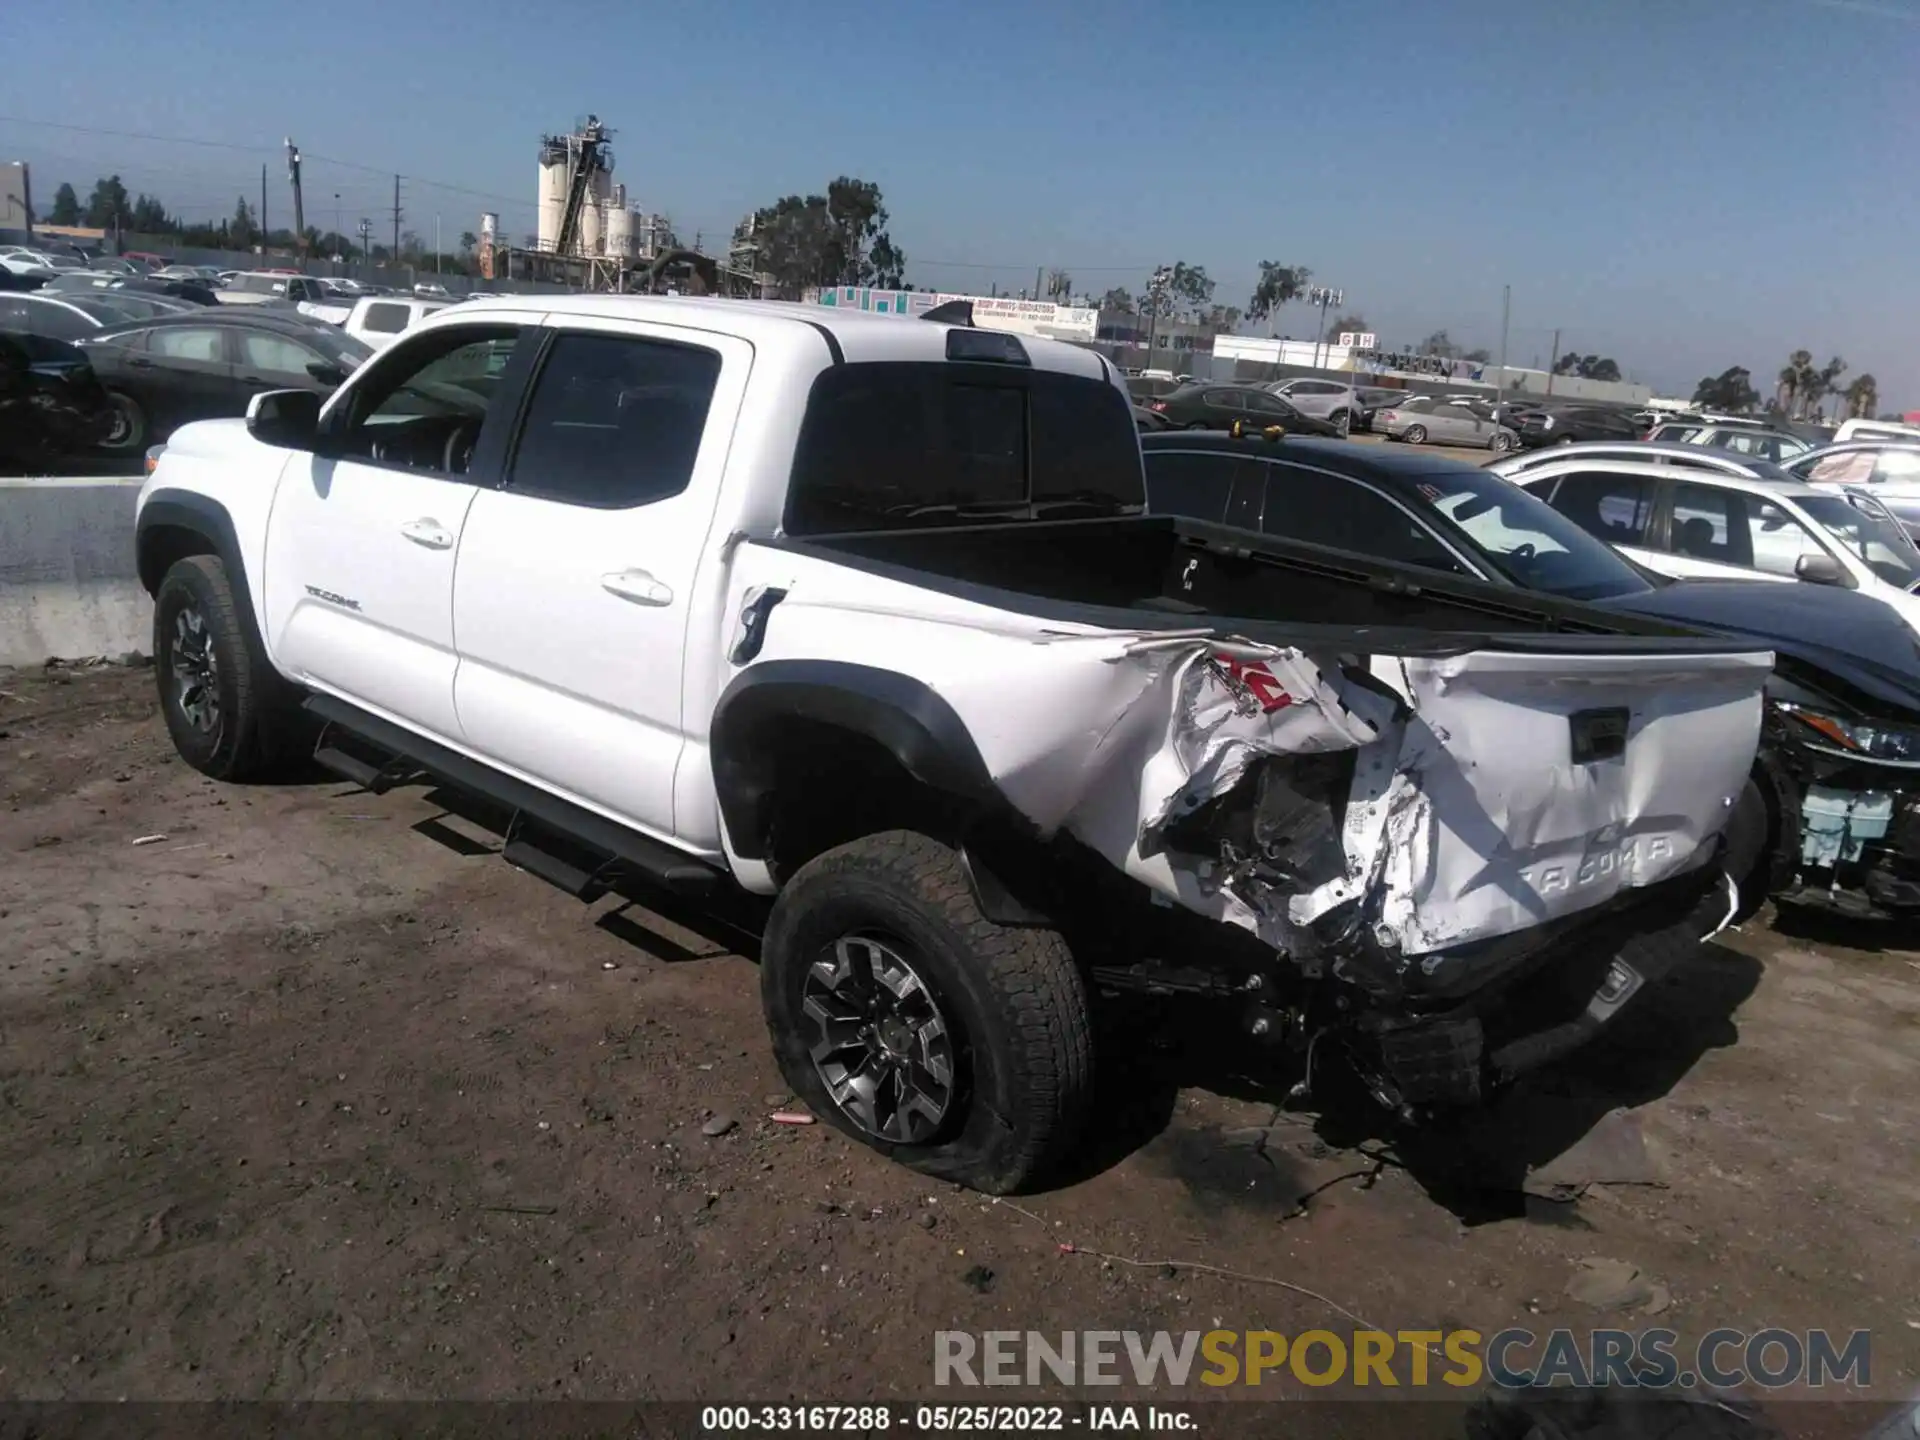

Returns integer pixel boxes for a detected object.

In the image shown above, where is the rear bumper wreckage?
[733,573,1770,1106]
[1035,634,1765,1108]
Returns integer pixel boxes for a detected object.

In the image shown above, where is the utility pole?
[1307,285,1344,370]
[435,214,441,274]
[1144,265,1173,372]
[1545,327,1562,397]
[285,139,306,258]
[357,218,373,281]
[1035,265,1043,304]
[259,164,267,252]
[1495,284,1511,413]
[391,174,402,267]
[333,193,341,264]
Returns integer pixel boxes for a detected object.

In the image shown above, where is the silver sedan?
[1378,395,1519,451]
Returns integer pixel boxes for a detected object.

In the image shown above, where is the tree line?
[1691,354,1882,421]
[42,173,482,273]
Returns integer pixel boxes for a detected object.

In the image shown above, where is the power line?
[0,114,271,155]
[0,113,539,218]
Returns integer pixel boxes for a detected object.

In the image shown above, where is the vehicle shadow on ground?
[398,791,1768,1216]
[1054,941,1764,1220]
[1766,900,1909,957]
[412,784,770,959]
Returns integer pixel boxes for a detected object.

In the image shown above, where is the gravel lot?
[1,665,1915,1423]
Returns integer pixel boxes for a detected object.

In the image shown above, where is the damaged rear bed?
[726,514,1772,1109]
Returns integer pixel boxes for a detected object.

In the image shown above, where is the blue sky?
[4,0,1917,404]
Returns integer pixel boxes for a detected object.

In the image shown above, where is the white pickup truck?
[134,296,1772,1192]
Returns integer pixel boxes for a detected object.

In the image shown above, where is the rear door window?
[1669,482,1749,564]
[238,331,322,377]
[150,327,228,363]
[1542,471,1657,545]
[507,331,722,509]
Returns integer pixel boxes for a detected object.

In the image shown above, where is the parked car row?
[1139,382,1348,437]
[0,291,372,458]
[0,259,472,460]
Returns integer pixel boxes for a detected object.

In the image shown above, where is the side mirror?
[306,360,347,386]
[1793,552,1852,587]
[246,388,321,449]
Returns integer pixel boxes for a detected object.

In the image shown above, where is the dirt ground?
[1,665,1916,1424]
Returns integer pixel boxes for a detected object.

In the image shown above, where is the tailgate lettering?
[1530,835,1675,895]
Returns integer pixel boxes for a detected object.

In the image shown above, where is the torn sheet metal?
[1057,639,1771,960]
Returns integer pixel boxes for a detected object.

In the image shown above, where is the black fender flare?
[709,660,1001,864]
[136,488,252,612]
[137,488,287,689]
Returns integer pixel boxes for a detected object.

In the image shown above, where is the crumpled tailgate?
[1361,648,1772,954]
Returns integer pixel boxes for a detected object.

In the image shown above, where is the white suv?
[1263,377,1356,434]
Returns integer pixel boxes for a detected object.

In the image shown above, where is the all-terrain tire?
[761,830,1094,1194]
[153,554,305,781]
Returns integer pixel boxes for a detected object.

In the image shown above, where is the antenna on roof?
[921,299,973,326]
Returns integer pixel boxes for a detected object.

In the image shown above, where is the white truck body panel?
[725,540,1768,956]
[141,295,1771,977]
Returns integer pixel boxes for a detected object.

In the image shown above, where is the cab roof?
[441,293,1113,380]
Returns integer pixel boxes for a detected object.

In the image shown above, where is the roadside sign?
[1338,332,1377,349]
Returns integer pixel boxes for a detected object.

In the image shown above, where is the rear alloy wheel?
[99,392,148,453]
[1402,424,1428,445]
[761,830,1093,1193]
[1330,409,1352,438]
[1489,430,1515,453]
[800,933,956,1143]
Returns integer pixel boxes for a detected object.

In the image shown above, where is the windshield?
[1414,467,1654,600]
[1797,493,1920,589]
[306,327,373,369]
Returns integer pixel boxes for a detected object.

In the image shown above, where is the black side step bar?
[312,721,425,794]
[303,693,724,899]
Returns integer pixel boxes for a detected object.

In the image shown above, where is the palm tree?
[1776,349,1811,415]
[1808,356,1847,420]
[1844,373,1879,419]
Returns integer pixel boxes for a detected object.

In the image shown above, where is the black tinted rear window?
[784,362,1143,534]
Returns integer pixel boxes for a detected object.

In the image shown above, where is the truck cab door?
[451,320,752,846]
[259,317,544,742]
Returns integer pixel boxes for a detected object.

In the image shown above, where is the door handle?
[601,569,673,606]
[399,518,454,550]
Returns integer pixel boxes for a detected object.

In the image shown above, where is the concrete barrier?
[0,477,149,666]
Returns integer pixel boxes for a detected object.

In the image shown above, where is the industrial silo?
[604,205,633,258]
[536,140,568,251]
